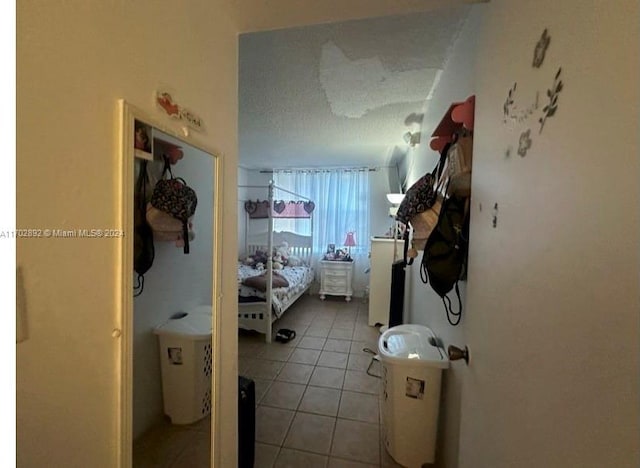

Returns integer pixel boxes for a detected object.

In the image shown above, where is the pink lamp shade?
[343,232,356,259]
[344,232,356,248]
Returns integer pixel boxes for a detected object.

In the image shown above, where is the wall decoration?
[501,28,565,158]
[503,82,517,122]
[503,83,539,124]
[492,203,499,228]
[156,90,205,132]
[504,146,513,158]
[517,129,532,157]
[539,67,563,134]
[244,200,313,218]
[533,29,551,68]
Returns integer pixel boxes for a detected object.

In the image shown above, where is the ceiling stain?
[319,40,441,118]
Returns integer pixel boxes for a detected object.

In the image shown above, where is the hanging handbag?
[149,159,198,254]
[446,134,473,197]
[408,163,449,251]
[397,145,450,263]
[395,143,450,227]
[146,202,195,246]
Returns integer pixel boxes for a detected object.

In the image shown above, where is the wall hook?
[448,345,469,365]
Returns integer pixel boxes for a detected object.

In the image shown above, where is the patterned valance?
[244,200,315,219]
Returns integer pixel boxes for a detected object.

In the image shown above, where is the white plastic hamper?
[154,307,213,425]
[378,324,449,468]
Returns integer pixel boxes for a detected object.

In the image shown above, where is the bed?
[237,182,315,342]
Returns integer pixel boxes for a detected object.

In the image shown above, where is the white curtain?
[273,168,370,269]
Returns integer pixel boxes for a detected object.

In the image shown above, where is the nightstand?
[319,260,354,302]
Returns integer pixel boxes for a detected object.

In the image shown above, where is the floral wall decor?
[533,29,550,68]
[501,28,564,158]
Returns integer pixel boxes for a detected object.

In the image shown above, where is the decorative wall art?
[539,67,563,133]
[518,129,532,157]
[501,28,565,158]
[532,29,550,68]
[156,90,205,133]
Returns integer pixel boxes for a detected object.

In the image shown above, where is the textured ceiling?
[239,7,470,170]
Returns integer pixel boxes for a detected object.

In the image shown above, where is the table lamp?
[344,231,356,259]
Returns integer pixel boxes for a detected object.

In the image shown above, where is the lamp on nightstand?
[344,231,356,259]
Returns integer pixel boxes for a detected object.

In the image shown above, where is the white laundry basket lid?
[379,324,449,369]
[154,312,212,340]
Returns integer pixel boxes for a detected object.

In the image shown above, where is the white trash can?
[154,307,213,425]
[378,324,449,467]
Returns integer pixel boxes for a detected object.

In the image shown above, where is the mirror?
[117,100,222,467]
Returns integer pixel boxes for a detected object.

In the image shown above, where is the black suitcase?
[238,376,255,468]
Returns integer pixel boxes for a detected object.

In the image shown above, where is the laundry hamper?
[154,309,212,425]
[379,324,449,467]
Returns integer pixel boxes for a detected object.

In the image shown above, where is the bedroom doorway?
[117,100,223,467]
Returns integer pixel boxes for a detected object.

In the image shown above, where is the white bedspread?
[237,263,315,318]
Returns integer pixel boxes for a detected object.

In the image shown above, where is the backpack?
[420,194,469,325]
[150,159,198,254]
[134,160,155,296]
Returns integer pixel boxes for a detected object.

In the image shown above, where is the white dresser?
[368,237,400,326]
[319,260,354,302]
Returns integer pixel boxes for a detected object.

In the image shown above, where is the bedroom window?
[273,168,370,261]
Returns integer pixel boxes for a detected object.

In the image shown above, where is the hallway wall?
[405,1,639,467]
[16,1,239,466]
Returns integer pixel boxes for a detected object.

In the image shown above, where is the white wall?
[16,1,239,466]
[133,142,214,439]
[402,7,482,467]
[405,1,639,467]
[460,1,639,465]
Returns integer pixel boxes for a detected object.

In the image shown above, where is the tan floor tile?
[349,341,377,355]
[331,419,380,465]
[276,362,314,385]
[305,325,331,337]
[253,378,273,405]
[283,412,336,455]
[317,351,349,369]
[238,342,263,357]
[328,457,378,468]
[329,328,354,340]
[255,406,295,446]
[333,319,356,329]
[258,345,295,361]
[297,336,327,350]
[289,348,321,365]
[347,354,372,372]
[309,366,346,389]
[311,317,336,328]
[338,391,379,424]
[298,386,341,416]
[133,420,193,468]
[343,370,381,395]
[255,443,280,468]
[260,381,306,410]
[275,448,328,468]
[244,359,285,380]
[324,338,351,353]
[169,430,210,468]
[353,326,380,342]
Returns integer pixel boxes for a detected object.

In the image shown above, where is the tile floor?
[133,295,403,467]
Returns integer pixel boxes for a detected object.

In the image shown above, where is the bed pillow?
[287,255,303,267]
[242,273,289,292]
